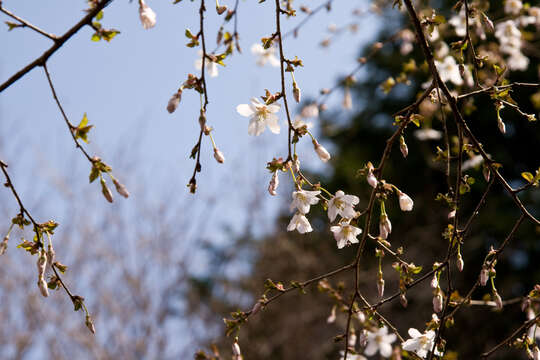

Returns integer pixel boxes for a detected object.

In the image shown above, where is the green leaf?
[95,10,104,21]
[91,33,101,42]
[5,21,23,31]
[89,165,100,183]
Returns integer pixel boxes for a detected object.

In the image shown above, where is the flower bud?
[232,340,241,356]
[327,305,336,323]
[268,171,279,196]
[166,91,182,113]
[399,135,408,158]
[188,179,197,194]
[112,178,130,198]
[377,277,385,298]
[480,267,489,286]
[497,118,506,134]
[139,0,157,30]
[342,87,352,110]
[493,291,503,310]
[398,190,414,211]
[0,235,8,255]
[367,169,378,188]
[431,273,439,289]
[433,292,443,313]
[400,293,408,308]
[456,253,464,272]
[213,148,225,164]
[100,178,114,203]
[37,249,47,277]
[47,244,56,265]
[38,277,49,297]
[379,215,392,240]
[293,159,300,173]
[312,139,331,162]
[293,82,301,103]
[86,314,96,334]
[199,111,207,130]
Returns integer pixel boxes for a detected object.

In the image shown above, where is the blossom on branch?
[330,221,362,249]
[401,328,442,359]
[250,43,280,67]
[328,190,359,221]
[287,213,313,234]
[237,98,280,136]
[290,190,321,214]
[195,51,219,78]
[364,326,397,358]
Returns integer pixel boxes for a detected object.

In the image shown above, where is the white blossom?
[195,51,219,77]
[250,43,280,67]
[505,0,523,15]
[330,222,362,249]
[435,56,463,86]
[367,167,378,188]
[431,274,439,289]
[328,190,359,221]
[38,277,49,297]
[364,326,397,358]
[237,98,280,136]
[287,213,313,234]
[414,128,442,141]
[290,189,321,214]
[398,191,414,211]
[401,328,442,358]
[377,278,385,298]
[461,155,484,170]
[327,305,336,323]
[292,116,313,130]
[449,9,467,37]
[507,52,529,71]
[138,0,156,29]
[300,104,319,118]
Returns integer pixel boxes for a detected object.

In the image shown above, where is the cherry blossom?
[213,148,225,164]
[166,91,182,114]
[268,171,279,196]
[237,98,280,136]
[138,0,156,29]
[364,326,397,358]
[328,191,360,221]
[195,50,219,78]
[287,213,313,234]
[300,104,319,118]
[292,116,313,130]
[505,0,523,15]
[290,189,321,214]
[250,43,280,67]
[435,56,463,86]
[330,222,362,249]
[414,128,442,141]
[401,328,442,358]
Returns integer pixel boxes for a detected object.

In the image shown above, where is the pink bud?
[232,341,241,356]
[367,169,378,188]
[431,274,439,289]
[457,254,464,272]
[213,148,225,164]
[268,171,279,196]
[399,135,408,158]
[112,178,130,198]
[494,291,503,310]
[400,293,408,308]
[359,329,368,347]
[166,91,182,113]
[379,215,392,240]
[480,267,489,286]
[38,277,49,297]
[312,140,331,162]
[293,82,301,103]
[398,191,414,211]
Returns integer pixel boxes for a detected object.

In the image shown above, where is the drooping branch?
[0,0,114,93]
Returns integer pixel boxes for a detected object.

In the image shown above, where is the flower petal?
[237,104,254,117]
